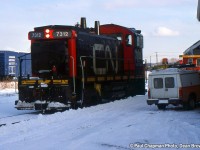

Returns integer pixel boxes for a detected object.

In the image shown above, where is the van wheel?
[183,96,196,110]
[189,96,196,110]
[157,104,167,110]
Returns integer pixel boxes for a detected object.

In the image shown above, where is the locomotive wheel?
[82,88,102,107]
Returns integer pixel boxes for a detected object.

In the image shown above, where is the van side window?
[154,78,163,89]
[165,77,174,88]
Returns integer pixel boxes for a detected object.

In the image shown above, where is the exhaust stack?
[94,21,100,35]
[81,17,87,29]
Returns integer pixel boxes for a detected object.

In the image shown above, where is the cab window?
[125,34,132,46]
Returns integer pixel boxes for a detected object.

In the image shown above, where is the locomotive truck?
[15,18,145,111]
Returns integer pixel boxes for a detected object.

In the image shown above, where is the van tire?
[188,96,196,110]
[157,104,167,110]
[183,96,196,110]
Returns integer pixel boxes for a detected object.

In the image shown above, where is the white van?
[147,68,200,110]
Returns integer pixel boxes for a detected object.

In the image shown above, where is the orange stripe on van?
[179,88,183,99]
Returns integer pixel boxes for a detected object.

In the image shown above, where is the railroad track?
[0,112,39,128]
[0,111,38,120]
[0,120,26,127]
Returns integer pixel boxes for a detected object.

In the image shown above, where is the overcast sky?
[0,0,199,63]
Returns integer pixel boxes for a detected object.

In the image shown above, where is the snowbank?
[0,90,200,150]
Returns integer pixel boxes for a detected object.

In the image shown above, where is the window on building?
[188,58,193,64]
[197,58,200,66]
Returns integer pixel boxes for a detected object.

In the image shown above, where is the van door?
[151,74,178,99]
[151,76,164,99]
[163,75,178,98]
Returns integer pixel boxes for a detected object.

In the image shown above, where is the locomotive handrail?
[80,56,135,76]
[79,55,139,105]
[70,56,76,95]
[80,56,88,105]
[80,55,122,77]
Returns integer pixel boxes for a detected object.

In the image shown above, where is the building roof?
[184,40,200,55]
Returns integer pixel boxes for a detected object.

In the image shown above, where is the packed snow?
[1,88,200,150]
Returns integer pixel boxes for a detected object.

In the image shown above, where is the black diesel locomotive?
[15,18,145,111]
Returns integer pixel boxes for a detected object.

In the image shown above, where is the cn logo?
[93,44,118,75]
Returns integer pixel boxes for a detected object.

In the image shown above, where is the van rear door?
[151,74,178,99]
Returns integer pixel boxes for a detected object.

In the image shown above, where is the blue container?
[0,50,31,78]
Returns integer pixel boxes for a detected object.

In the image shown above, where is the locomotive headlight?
[45,29,50,33]
[46,34,50,38]
[44,29,53,38]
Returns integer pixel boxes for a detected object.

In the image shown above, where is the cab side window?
[125,34,132,46]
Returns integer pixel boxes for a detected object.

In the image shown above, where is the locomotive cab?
[16,26,78,111]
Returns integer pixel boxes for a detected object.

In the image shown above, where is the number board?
[29,31,44,39]
[53,30,72,38]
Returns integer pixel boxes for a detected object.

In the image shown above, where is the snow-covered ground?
[1,89,200,150]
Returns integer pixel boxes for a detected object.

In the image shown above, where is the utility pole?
[150,56,151,67]
[155,52,158,65]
